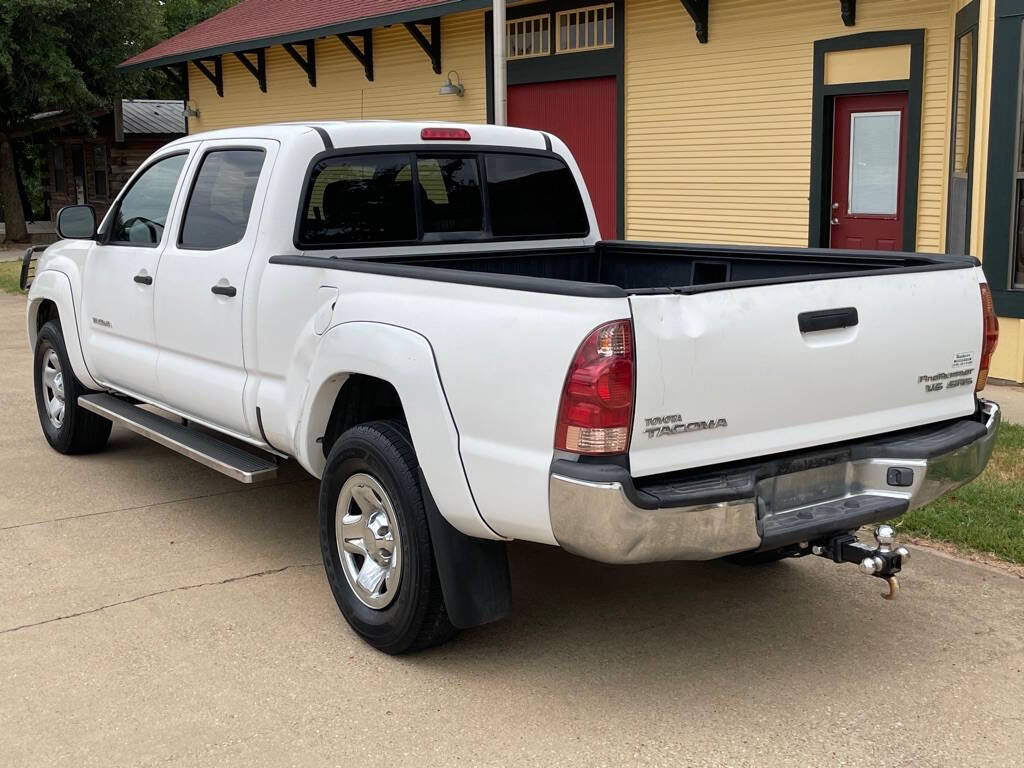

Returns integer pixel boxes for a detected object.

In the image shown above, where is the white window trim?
[506,13,550,60]
[555,3,615,55]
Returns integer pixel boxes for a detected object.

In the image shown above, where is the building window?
[53,147,66,195]
[556,4,614,54]
[953,31,974,176]
[93,144,109,199]
[506,14,549,60]
[1015,20,1024,288]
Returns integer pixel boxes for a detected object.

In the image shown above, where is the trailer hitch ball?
[860,556,883,574]
[811,526,908,600]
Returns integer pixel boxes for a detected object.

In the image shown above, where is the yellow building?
[122,0,1024,382]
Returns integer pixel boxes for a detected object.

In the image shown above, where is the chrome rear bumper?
[549,401,1000,564]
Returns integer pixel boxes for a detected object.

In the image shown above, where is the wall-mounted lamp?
[439,71,465,97]
[183,104,200,118]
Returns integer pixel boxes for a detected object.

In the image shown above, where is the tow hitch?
[811,525,910,600]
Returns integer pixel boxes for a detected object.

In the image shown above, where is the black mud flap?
[419,470,511,629]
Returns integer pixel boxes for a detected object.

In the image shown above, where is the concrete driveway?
[2,291,1022,768]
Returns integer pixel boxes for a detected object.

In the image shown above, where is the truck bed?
[285,241,978,297]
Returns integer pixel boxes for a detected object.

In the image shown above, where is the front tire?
[319,421,456,654]
[33,321,111,454]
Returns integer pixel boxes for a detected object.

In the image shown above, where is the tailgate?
[628,267,983,477]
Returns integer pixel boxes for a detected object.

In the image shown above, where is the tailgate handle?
[799,307,859,333]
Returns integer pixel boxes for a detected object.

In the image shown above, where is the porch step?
[78,394,278,484]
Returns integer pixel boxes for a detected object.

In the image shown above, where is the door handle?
[798,307,859,333]
[211,284,237,297]
[133,273,153,285]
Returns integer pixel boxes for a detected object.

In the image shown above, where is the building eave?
[117,0,491,71]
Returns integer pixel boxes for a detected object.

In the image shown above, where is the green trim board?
[485,0,626,238]
[982,0,1024,317]
[946,0,979,256]
[117,0,492,71]
[808,30,925,251]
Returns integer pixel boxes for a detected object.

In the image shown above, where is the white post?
[492,0,507,125]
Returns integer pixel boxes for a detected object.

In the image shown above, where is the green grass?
[896,422,1024,564]
[0,260,24,295]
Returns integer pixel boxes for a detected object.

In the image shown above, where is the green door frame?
[982,0,1024,317]
[808,30,925,251]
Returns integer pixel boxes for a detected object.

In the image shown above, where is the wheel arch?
[295,321,500,541]
[26,270,100,390]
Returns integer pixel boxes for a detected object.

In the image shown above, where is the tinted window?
[300,154,416,244]
[180,149,265,249]
[417,156,483,236]
[110,154,187,245]
[485,154,588,237]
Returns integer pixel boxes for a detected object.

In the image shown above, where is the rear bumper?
[548,400,1000,564]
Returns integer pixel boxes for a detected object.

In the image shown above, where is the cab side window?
[180,149,266,250]
[109,154,188,245]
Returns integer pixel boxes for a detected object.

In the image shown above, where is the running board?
[78,393,278,483]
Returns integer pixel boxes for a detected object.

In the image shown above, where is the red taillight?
[555,320,634,454]
[420,127,471,141]
[977,283,1000,392]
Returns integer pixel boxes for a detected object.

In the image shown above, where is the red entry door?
[508,76,618,239]
[830,92,908,250]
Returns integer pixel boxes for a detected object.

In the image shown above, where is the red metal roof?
[119,0,484,69]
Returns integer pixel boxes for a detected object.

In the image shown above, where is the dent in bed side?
[27,266,100,391]
[265,320,502,541]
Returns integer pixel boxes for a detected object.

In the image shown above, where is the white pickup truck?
[24,121,1001,653]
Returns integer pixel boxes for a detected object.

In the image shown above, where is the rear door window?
[180,149,266,249]
[300,154,417,245]
[485,154,589,237]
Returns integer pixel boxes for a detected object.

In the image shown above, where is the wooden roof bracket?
[160,64,186,90]
[234,49,267,92]
[193,56,223,97]
[840,0,856,26]
[679,0,708,44]
[403,18,442,74]
[283,40,316,87]
[337,30,374,82]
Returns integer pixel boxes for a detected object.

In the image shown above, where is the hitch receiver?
[811,525,910,600]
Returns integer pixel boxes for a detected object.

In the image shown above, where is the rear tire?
[319,420,456,654]
[33,321,111,454]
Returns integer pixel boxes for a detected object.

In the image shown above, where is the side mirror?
[56,205,97,240]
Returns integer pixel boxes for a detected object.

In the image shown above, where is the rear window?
[301,154,417,245]
[296,150,588,248]
[485,154,588,237]
[417,156,484,237]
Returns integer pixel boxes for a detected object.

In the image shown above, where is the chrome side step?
[78,393,278,483]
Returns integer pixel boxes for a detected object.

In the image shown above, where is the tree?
[0,0,237,242]
[164,0,237,37]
